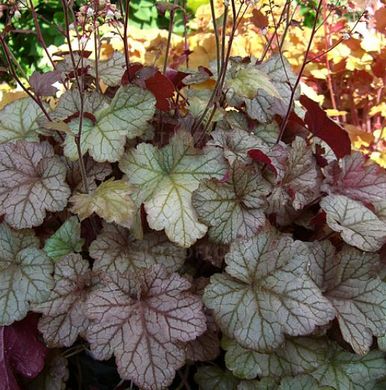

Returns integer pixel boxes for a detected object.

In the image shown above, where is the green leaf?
[238,378,279,390]
[310,344,386,390]
[252,122,280,145]
[192,162,271,244]
[64,86,156,162]
[203,230,335,351]
[0,223,54,325]
[222,336,327,380]
[278,375,333,390]
[307,241,386,355]
[0,98,42,143]
[119,131,227,247]
[0,141,71,229]
[378,335,386,352]
[320,194,386,252]
[44,216,84,261]
[194,366,240,390]
[89,223,186,274]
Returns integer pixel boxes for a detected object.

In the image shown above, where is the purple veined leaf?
[192,161,271,244]
[85,265,206,389]
[321,151,386,204]
[208,127,267,165]
[29,70,62,97]
[250,137,321,226]
[0,314,48,390]
[203,229,335,352]
[89,222,186,275]
[0,141,71,229]
[320,194,386,252]
[185,277,220,362]
[310,342,386,389]
[34,253,91,347]
[307,241,386,355]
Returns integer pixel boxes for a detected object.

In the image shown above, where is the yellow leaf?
[70,179,136,228]
[310,68,329,79]
[0,91,27,110]
[300,82,324,104]
[325,109,348,117]
[346,53,373,71]
[360,33,382,53]
[344,124,374,146]
[370,151,386,168]
[369,103,386,117]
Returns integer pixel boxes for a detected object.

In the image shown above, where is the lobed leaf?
[203,229,335,351]
[89,52,126,86]
[85,265,206,389]
[310,344,386,390]
[29,70,61,97]
[208,127,266,164]
[70,179,136,228]
[64,86,155,162]
[0,98,42,144]
[192,162,271,244]
[35,253,91,347]
[308,241,386,355]
[222,336,327,380]
[119,131,227,247]
[52,90,108,122]
[0,141,70,229]
[225,55,297,123]
[0,223,54,325]
[320,194,386,252]
[322,152,386,204]
[89,223,186,274]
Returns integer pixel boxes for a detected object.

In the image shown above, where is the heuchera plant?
[0,1,386,389]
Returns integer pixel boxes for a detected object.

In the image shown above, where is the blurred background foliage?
[0,0,203,75]
[0,0,385,168]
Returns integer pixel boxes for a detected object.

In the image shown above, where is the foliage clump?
[0,0,385,389]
